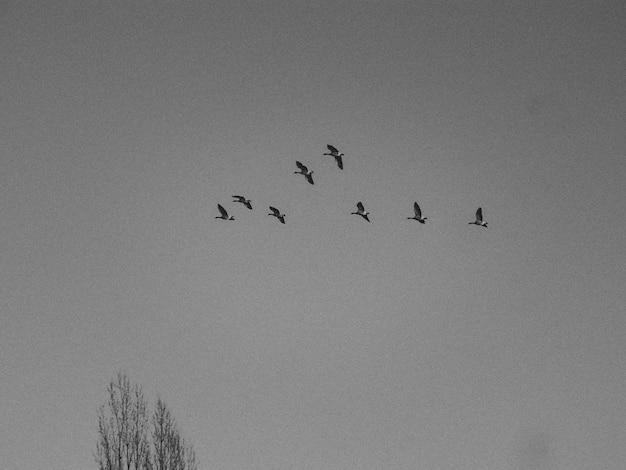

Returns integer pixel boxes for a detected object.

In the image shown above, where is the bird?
[469,207,488,227]
[351,201,370,222]
[294,161,314,185]
[268,206,286,224]
[323,144,344,170]
[216,204,235,220]
[408,202,427,224]
[232,195,252,210]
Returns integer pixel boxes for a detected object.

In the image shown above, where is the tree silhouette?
[152,398,197,470]
[95,373,197,470]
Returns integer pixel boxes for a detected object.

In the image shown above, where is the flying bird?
[294,161,314,185]
[232,195,252,210]
[323,144,344,170]
[469,207,488,227]
[268,206,286,224]
[215,204,235,220]
[351,201,370,222]
[407,202,427,224]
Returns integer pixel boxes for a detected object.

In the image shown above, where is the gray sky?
[1,1,625,469]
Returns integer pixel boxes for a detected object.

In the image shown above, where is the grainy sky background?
[1,1,625,469]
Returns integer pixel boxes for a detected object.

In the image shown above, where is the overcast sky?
[1,1,626,469]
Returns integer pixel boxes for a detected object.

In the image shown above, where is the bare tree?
[152,398,197,470]
[96,373,197,470]
[95,373,151,470]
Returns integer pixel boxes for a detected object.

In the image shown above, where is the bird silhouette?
[294,161,314,185]
[351,202,370,222]
[268,206,286,224]
[408,202,427,224]
[216,204,235,220]
[232,195,252,210]
[469,207,488,227]
[323,144,344,170]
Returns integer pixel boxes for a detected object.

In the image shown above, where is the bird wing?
[218,204,228,217]
[327,144,338,154]
[296,161,307,172]
[356,202,365,212]
[244,201,252,210]
[476,207,483,222]
[306,173,314,184]
[335,154,343,169]
[232,195,244,202]
[414,202,422,218]
[363,214,370,222]
[269,206,280,216]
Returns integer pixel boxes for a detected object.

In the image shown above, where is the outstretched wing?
[269,206,280,216]
[414,202,422,218]
[356,202,365,212]
[218,204,228,217]
[327,144,338,154]
[335,154,343,170]
[476,207,483,222]
[362,214,370,222]
[244,200,252,210]
[305,173,314,185]
[232,195,244,202]
[295,161,307,172]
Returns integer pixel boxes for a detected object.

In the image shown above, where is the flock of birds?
[215,144,489,228]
